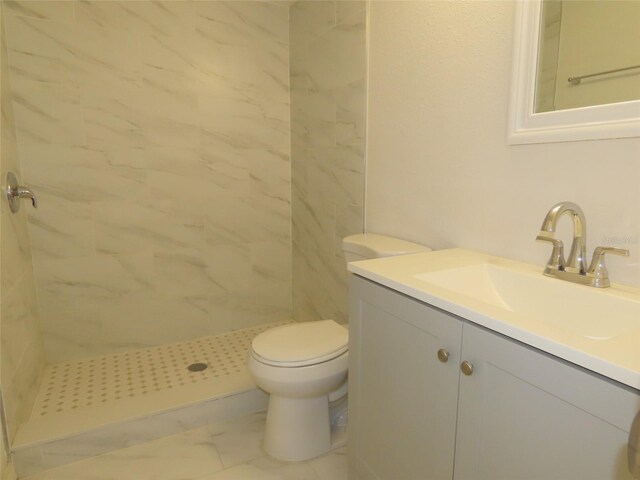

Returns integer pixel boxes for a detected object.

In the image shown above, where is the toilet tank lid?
[251,320,348,366]
[342,233,431,259]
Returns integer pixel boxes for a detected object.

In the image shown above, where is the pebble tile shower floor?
[34,322,290,417]
[13,321,288,466]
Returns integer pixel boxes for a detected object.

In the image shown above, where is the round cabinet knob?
[437,349,449,363]
[460,361,474,376]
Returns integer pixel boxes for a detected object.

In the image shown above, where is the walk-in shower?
[0,1,366,477]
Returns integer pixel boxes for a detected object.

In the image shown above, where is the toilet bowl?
[248,234,431,461]
[247,320,348,461]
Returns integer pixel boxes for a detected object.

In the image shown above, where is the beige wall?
[3,1,292,363]
[0,4,45,443]
[366,1,640,287]
[290,1,367,324]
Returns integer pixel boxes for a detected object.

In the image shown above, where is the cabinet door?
[454,322,640,480]
[348,276,463,480]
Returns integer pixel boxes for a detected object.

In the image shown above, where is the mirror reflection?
[535,0,640,113]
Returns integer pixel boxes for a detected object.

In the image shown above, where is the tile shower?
[0,1,366,478]
[6,0,292,363]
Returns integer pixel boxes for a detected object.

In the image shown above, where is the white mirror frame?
[507,0,640,145]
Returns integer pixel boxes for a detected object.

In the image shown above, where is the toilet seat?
[251,320,348,367]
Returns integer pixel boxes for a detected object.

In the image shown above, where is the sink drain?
[187,362,208,372]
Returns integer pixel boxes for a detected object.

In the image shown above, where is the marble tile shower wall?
[1,4,45,443]
[3,1,292,363]
[290,1,367,324]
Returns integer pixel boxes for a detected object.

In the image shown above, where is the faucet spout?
[538,201,587,274]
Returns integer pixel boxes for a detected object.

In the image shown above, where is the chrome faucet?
[536,201,629,288]
[537,201,588,274]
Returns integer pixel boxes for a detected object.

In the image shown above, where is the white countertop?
[348,248,640,390]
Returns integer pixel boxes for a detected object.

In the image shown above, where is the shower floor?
[33,323,284,418]
[13,321,291,475]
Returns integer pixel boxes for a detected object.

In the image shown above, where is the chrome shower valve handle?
[5,171,38,213]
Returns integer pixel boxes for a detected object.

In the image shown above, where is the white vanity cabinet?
[348,274,463,479]
[348,275,640,480]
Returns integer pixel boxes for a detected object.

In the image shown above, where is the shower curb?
[12,388,267,478]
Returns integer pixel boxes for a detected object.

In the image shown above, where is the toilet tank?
[342,234,431,264]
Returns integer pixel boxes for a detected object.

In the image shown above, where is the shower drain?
[187,362,208,372]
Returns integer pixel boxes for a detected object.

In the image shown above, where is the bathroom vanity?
[347,249,640,480]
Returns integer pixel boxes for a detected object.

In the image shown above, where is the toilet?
[247,234,431,461]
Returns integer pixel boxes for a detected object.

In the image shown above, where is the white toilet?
[247,234,431,461]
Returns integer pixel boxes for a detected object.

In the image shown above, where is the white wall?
[366,1,640,287]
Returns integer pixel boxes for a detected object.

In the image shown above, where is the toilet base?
[263,394,331,462]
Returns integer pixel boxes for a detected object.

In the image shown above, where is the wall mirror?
[508,0,640,145]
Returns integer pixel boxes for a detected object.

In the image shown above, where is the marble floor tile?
[199,464,284,480]
[248,455,320,480]
[23,411,348,480]
[209,412,266,469]
[24,427,224,480]
[308,446,349,480]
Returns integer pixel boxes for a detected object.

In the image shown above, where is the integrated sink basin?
[414,263,640,341]
[348,248,640,388]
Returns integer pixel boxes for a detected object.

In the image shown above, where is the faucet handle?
[587,246,630,288]
[5,171,38,213]
[536,234,565,271]
[17,187,38,208]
